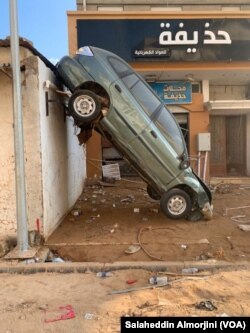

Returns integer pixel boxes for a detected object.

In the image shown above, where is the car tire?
[68,89,101,125]
[160,188,192,219]
[147,185,161,200]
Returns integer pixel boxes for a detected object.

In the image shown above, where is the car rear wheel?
[160,188,192,219]
[68,89,101,125]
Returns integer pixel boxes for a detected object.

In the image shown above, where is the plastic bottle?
[96,271,113,277]
[149,276,168,285]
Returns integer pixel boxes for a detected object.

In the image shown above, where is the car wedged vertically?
[57,46,213,221]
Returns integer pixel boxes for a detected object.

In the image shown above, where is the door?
[210,115,246,176]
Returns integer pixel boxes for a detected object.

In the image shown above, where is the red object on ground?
[44,305,75,323]
[126,279,138,285]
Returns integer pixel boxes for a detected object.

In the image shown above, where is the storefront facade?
[68,3,250,181]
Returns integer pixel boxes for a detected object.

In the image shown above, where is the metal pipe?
[9,0,29,252]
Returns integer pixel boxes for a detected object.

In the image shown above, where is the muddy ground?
[46,178,250,263]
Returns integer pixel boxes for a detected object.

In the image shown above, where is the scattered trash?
[195,300,217,311]
[110,229,115,233]
[180,244,188,250]
[71,209,82,216]
[84,312,95,320]
[141,217,148,222]
[150,208,158,213]
[52,257,64,263]
[44,305,75,323]
[149,276,168,285]
[24,258,37,264]
[96,271,113,277]
[238,224,250,232]
[182,267,199,274]
[110,281,168,295]
[134,208,140,213]
[124,245,141,254]
[126,279,138,285]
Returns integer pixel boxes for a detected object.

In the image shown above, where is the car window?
[122,74,161,116]
[154,106,185,155]
[109,57,131,76]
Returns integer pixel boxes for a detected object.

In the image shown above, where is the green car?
[57,46,213,220]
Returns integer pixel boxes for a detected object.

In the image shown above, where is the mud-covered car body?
[56,46,213,220]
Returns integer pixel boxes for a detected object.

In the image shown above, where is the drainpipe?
[9,0,29,253]
[83,0,87,11]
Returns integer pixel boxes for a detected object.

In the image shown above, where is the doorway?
[210,115,246,176]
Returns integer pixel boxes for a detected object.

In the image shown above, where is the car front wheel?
[68,89,101,125]
[160,188,192,219]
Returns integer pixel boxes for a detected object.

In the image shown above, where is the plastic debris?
[134,208,140,213]
[52,257,64,263]
[44,305,75,323]
[238,225,250,232]
[124,245,141,254]
[182,267,199,274]
[84,313,95,320]
[195,300,217,311]
[96,271,113,277]
[126,279,138,285]
[180,244,188,250]
[149,276,168,285]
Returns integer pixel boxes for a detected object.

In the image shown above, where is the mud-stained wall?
[0,46,86,239]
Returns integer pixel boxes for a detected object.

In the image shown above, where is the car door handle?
[115,84,122,93]
[150,130,157,138]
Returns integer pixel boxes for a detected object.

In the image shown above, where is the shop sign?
[77,18,250,62]
[150,81,192,104]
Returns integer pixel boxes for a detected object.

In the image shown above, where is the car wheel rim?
[167,195,187,216]
[74,95,96,117]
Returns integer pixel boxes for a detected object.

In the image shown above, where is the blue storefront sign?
[150,81,192,104]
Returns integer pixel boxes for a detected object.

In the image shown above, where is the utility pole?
[9,0,29,254]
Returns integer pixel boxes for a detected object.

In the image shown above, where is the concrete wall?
[0,46,86,239]
[210,85,248,100]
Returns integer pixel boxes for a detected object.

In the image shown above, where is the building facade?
[69,1,250,181]
[0,39,86,240]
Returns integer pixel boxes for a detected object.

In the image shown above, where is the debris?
[44,305,75,323]
[96,271,113,277]
[109,280,169,295]
[51,257,64,263]
[180,244,188,250]
[150,208,158,213]
[124,245,141,254]
[195,300,217,311]
[126,279,138,285]
[84,312,95,320]
[149,276,168,285]
[238,225,250,232]
[182,267,199,274]
[71,209,82,217]
[134,208,140,213]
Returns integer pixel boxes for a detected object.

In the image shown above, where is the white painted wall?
[38,59,86,237]
[0,46,86,239]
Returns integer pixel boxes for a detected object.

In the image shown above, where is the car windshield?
[154,106,185,156]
